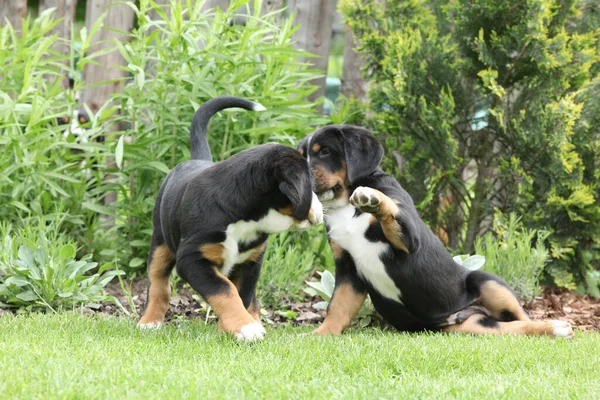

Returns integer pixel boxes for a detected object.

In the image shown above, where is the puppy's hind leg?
[445,314,574,339]
[138,242,175,328]
[177,250,265,342]
[465,270,530,322]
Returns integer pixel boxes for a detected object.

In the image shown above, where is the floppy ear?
[338,126,384,184]
[278,166,312,220]
[296,134,312,159]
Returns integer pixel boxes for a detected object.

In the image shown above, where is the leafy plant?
[0,8,113,261]
[305,270,375,328]
[258,230,322,310]
[474,212,550,302]
[0,217,123,312]
[452,254,486,271]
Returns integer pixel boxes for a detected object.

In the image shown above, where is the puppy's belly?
[220,208,295,276]
[326,205,402,303]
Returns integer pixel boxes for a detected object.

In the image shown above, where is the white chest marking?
[326,205,402,303]
[220,209,295,277]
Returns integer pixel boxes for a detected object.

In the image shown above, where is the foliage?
[0,9,111,252]
[339,0,600,289]
[305,269,375,327]
[474,212,550,302]
[258,228,332,310]
[0,216,123,312]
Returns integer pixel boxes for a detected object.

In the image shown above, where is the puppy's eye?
[319,148,330,157]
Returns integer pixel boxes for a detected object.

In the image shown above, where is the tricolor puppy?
[139,97,323,341]
[298,125,573,339]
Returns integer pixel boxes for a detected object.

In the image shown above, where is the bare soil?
[100,278,600,332]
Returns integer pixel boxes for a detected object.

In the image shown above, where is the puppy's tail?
[190,96,266,161]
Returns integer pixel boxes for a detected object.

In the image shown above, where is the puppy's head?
[298,125,383,208]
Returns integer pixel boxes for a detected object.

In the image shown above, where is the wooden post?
[81,0,134,115]
[287,0,335,104]
[201,0,230,12]
[81,0,134,212]
[40,0,78,89]
[340,27,366,101]
[0,0,27,34]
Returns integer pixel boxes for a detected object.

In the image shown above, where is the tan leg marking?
[330,240,343,259]
[314,282,367,335]
[206,270,259,336]
[445,314,573,338]
[248,297,261,321]
[350,187,409,253]
[480,280,530,321]
[200,243,225,267]
[139,245,174,326]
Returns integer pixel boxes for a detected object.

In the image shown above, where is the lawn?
[0,314,599,399]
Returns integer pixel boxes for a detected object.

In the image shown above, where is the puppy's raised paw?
[350,187,381,214]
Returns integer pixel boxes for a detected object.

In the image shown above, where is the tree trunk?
[40,0,77,89]
[81,0,134,213]
[340,26,366,101]
[288,0,336,104]
[0,0,27,34]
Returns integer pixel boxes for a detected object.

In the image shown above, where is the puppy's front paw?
[235,321,266,342]
[350,187,381,214]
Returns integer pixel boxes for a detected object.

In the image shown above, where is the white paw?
[235,321,266,342]
[551,320,574,339]
[137,321,162,329]
[309,192,324,225]
[350,187,381,213]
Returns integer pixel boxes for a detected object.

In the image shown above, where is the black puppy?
[298,125,573,338]
[138,97,323,341]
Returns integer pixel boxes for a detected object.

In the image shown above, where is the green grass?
[0,314,599,399]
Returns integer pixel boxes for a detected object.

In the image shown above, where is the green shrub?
[339,0,600,290]
[0,9,111,248]
[258,227,332,309]
[0,216,123,312]
[474,213,550,302]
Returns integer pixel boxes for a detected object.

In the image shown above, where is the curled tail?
[190,96,266,161]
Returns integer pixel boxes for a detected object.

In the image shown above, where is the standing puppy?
[139,97,323,341]
[298,125,573,338]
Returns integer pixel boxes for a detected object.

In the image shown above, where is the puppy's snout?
[308,192,324,226]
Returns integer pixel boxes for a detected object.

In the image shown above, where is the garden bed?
[98,278,600,332]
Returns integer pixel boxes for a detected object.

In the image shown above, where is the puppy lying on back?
[139,97,323,341]
[298,125,573,339]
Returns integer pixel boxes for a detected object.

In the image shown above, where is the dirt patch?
[102,279,599,332]
[525,287,600,332]
[2,278,598,332]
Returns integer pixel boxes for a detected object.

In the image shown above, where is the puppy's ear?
[296,134,312,159]
[338,126,383,184]
[278,164,312,221]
